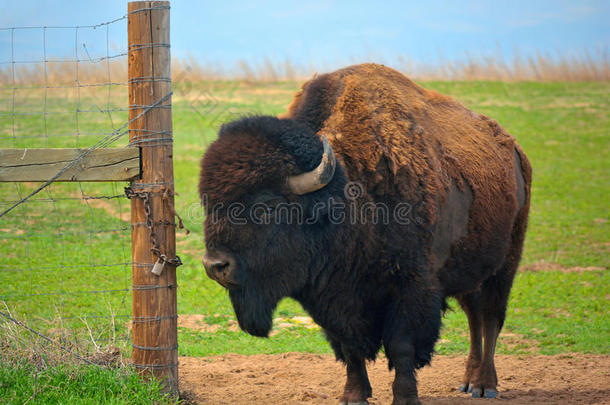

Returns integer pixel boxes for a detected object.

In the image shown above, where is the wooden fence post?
[128,1,178,395]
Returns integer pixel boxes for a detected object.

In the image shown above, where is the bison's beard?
[229,286,277,337]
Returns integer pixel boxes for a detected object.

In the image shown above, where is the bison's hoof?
[339,401,369,405]
[470,387,498,398]
[390,399,422,405]
[484,388,498,398]
[458,383,468,393]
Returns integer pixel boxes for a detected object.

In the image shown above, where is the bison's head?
[199,116,345,337]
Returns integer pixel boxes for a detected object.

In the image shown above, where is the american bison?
[199,63,531,405]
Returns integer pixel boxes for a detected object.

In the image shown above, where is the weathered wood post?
[128,1,178,395]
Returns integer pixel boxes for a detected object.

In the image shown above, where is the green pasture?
[0,80,608,364]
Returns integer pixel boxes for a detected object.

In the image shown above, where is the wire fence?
[0,2,256,372]
[0,14,134,360]
[0,3,288,379]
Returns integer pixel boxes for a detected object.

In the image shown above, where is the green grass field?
[0,363,177,405]
[0,80,608,402]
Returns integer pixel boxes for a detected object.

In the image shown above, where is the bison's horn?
[287,135,336,195]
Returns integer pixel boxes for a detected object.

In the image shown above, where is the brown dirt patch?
[179,353,610,404]
[178,315,320,336]
[177,248,202,257]
[84,198,130,222]
[179,314,239,333]
[521,261,606,273]
[499,332,539,353]
[0,228,25,235]
[71,192,130,222]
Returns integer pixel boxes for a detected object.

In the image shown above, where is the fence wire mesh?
[0,5,276,366]
[0,15,133,359]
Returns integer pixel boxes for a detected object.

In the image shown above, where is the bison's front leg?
[385,339,421,405]
[339,347,372,405]
[383,289,441,405]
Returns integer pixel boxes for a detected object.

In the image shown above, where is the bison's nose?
[203,252,238,289]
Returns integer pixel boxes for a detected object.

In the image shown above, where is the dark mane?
[219,116,324,172]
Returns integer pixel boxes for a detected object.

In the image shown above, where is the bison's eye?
[250,191,287,224]
[255,198,284,216]
[253,191,286,207]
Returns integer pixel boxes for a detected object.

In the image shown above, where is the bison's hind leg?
[456,290,484,394]
[456,262,520,399]
[457,274,508,399]
[457,206,528,399]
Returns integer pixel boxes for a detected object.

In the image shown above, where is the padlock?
[151,258,165,276]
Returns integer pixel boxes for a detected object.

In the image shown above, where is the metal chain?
[124,186,182,270]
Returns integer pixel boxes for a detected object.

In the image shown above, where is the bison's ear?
[286,135,336,195]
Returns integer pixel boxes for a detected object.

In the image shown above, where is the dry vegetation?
[0,49,608,85]
[174,49,610,82]
[0,304,126,369]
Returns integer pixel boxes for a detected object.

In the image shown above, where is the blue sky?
[1,0,608,71]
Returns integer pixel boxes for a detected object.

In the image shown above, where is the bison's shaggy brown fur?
[199,64,531,404]
[286,64,531,280]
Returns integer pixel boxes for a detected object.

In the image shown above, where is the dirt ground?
[179,353,610,404]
